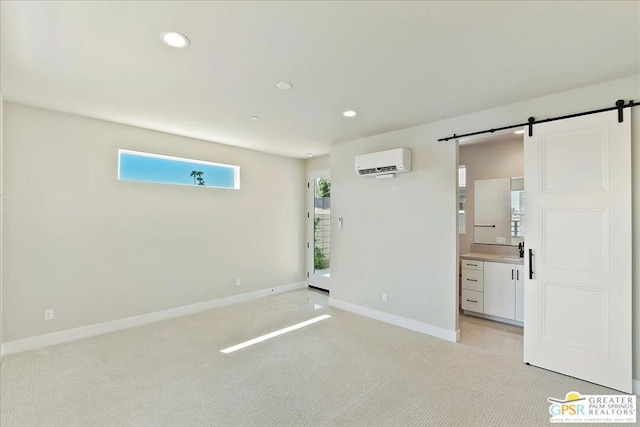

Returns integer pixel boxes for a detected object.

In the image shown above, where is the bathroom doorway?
[457,131,524,361]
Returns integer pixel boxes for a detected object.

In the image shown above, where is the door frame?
[455,130,525,336]
[455,111,632,393]
[307,169,331,291]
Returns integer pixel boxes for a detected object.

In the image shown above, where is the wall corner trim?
[327,297,458,343]
[2,282,307,355]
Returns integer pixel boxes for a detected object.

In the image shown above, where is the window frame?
[458,165,466,234]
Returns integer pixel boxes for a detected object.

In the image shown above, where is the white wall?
[2,103,306,342]
[330,75,640,377]
[305,155,330,175]
[0,94,3,357]
[331,122,459,333]
[459,137,523,254]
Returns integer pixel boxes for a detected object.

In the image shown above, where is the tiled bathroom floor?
[458,313,523,362]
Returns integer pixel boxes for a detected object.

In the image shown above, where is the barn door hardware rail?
[438,99,639,142]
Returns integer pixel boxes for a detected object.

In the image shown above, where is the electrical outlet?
[235,279,241,287]
[382,293,388,303]
[44,309,54,321]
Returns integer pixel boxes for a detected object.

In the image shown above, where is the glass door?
[307,170,331,291]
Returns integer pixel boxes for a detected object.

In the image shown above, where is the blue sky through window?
[118,150,238,189]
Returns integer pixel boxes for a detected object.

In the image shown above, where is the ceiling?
[1,1,638,158]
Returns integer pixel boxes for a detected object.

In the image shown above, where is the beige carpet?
[0,289,620,426]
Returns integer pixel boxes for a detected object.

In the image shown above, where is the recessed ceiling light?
[276,81,293,91]
[514,130,524,135]
[343,110,357,118]
[250,116,259,121]
[160,31,190,48]
[306,152,313,157]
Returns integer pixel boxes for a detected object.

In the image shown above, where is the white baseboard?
[328,297,458,343]
[3,282,307,355]
[462,310,524,327]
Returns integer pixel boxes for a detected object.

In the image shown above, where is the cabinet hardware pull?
[512,269,514,280]
[466,279,478,282]
[467,263,477,266]
[516,269,519,280]
[466,299,478,303]
[529,249,534,279]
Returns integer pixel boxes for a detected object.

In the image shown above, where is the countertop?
[460,252,524,265]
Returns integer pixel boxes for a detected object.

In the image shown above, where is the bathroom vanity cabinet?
[460,253,524,325]
[461,259,484,313]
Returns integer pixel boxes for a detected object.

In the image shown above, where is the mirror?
[474,177,524,245]
[510,177,524,244]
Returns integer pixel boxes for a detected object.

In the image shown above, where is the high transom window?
[118,149,240,189]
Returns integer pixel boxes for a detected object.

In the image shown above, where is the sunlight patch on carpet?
[220,314,331,354]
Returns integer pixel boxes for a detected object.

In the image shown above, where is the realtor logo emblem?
[548,391,636,423]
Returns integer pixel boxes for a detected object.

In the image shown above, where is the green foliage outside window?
[314,247,326,269]
[313,217,327,269]
[317,177,330,197]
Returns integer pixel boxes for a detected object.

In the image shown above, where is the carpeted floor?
[0,289,621,426]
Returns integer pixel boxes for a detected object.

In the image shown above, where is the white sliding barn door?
[523,110,631,393]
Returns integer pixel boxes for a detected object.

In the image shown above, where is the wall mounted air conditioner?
[354,148,412,178]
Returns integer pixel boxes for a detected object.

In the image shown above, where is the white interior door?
[307,170,331,291]
[523,110,631,393]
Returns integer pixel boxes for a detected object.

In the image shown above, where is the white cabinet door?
[524,110,631,393]
[483,262,515,319]
[515,265,524,322]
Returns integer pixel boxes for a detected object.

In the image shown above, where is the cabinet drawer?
[461,269,483,291]
[461,259,483,270]
[462,289,484,313]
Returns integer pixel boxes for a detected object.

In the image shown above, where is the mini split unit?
[354,148,412,179]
